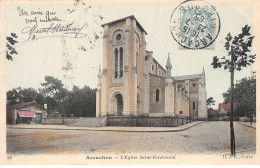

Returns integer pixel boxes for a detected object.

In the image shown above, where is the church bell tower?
[96,16,147,117]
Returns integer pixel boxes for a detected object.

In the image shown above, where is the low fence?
[106,116,192,127]
[42,117,80,125]
[238,117,256,122]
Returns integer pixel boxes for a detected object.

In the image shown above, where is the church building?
[96,15,207,120]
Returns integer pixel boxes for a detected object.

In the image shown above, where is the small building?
[218,103,236,113]
[6,102,48,124]
[208,108,227,121]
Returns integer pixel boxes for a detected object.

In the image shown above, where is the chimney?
[44,104,47,110]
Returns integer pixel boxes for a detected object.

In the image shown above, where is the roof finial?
[166,53,172,77]
[97,65,102,77]
[166,53,172,69]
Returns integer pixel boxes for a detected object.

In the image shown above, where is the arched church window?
[114,48,118,78]
[193,102,196,110]
[156,89,160,102]
[120,47,123,77]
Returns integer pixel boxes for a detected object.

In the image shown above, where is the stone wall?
[107,116,191,127]
[42,117,80,125]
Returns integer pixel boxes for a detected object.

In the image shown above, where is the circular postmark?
[170,0,220,49]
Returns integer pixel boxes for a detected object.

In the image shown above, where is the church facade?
[96,15,207,120]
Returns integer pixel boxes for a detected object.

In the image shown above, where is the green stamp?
[170,0,220,49]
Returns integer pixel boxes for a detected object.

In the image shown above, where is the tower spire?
[166,53,172,68]
[165,53,172,77]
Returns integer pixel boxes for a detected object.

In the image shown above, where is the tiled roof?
[218,112,227,115]
[208,108,226,116]
[7,102,47,111]
[7,102,34,111]
[208,108,218,115]
[218,103,236,111]
[173,74,202,81]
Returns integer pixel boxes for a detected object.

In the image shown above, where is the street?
[6,121,256,155]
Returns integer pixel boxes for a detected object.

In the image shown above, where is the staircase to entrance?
[67,117,107,127]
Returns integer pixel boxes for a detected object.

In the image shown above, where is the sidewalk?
[238,122,256,129]
[7,121,204,132]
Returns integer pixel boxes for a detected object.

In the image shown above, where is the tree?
[6,87,21,105]
[6,75,96,118]
[43,96,59,116]
[207,97,215,108]
[41,76,68,118]
[64,85,96,117]
[80,86,96,117]
[6,33,18,61]
[6,87,44,105]
[222,72,256,119]
[211,25,255,156]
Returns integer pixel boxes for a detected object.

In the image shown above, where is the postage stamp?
[170,0,221,49]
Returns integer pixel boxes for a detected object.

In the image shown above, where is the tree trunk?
[230,54,236,156]
[58,98,66,124]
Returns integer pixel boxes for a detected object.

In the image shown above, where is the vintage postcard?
[0,0,259,165]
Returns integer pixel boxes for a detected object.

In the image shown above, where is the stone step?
[67,117,106,127]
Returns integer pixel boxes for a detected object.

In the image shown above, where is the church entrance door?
[115,94,123,116]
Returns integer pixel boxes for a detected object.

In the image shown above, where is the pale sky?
[3,1,256,109]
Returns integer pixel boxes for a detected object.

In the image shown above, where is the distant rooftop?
[101,15,147,35]
[7,102,34,111]
[218,103,237,111]
[173,74,202,81]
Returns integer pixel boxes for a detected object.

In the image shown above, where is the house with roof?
[208,108,227,121]
[96,15,207,120]
[218,103,236,113]
[6,102,48,124]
